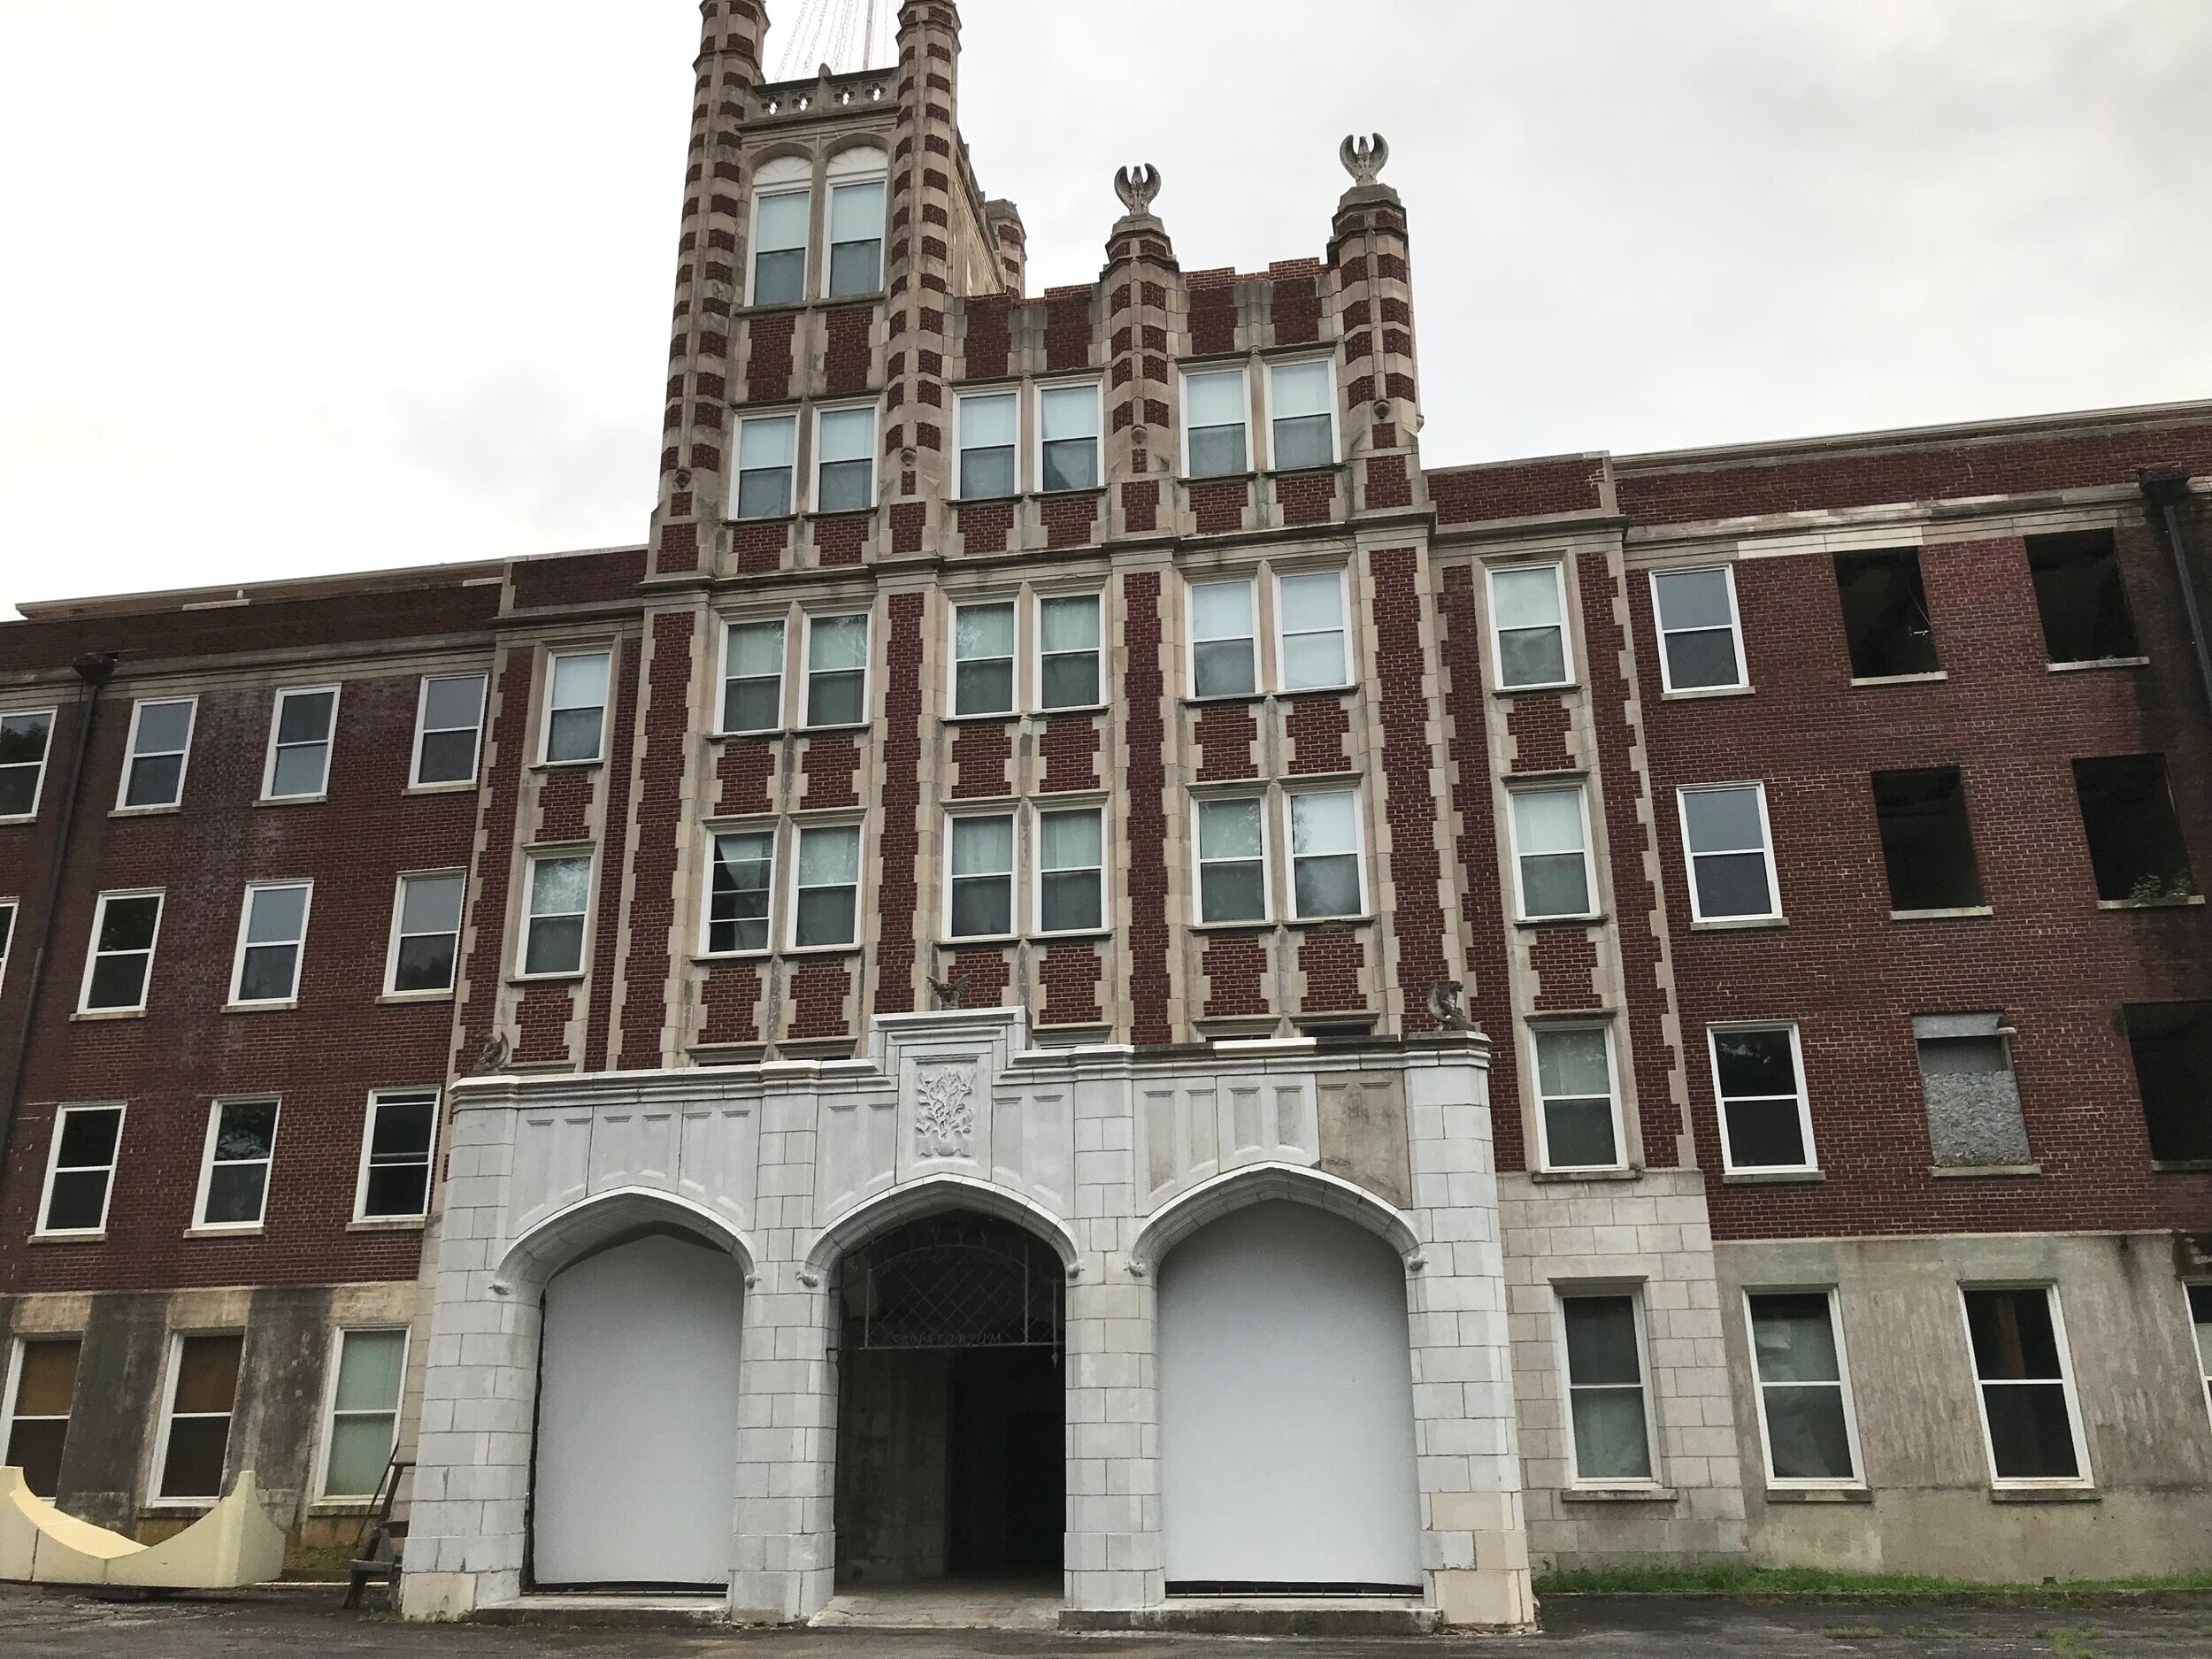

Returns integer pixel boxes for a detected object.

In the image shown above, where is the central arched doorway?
[832,1212,1065,1587]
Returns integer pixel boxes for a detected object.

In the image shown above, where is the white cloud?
[3,0,2206,616]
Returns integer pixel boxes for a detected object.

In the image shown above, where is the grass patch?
[1824,1628,1885,1642]
[1533,1564,2212,1605]
[2039,1627,2109,1659]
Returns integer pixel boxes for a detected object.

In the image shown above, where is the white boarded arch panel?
[532,1233,745,1588]
[1156,1201,1422,1591]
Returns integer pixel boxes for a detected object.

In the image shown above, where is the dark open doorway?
[832,1212,1065,1589]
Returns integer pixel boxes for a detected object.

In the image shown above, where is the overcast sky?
[3,0,2208,618]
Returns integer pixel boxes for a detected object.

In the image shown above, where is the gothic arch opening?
[831,1210,1066,1587]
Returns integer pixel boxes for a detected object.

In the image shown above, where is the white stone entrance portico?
[398,1011,1533,1629]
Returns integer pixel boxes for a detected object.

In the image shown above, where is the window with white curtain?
[1039,383,1101,491]
[793,824,863,949]
[735,415,798,519]
[1747,1291,1862,1486]
[1534,1025,1621,1171]
[1288,789,1363,918]
[1268,358,1335,469]
[319,1330,407,1501]
[952,602,1017,717]
[1183,368,1249,478]
[947,814,1017,940]
[1679,783,1781,921]
[1037,807,1105,933]
[721,619,787,733]
[1559,1293,1655,1484]
[1651,566,1747,692]
[814,406,877,513]
[749,175,810,307]
[1189,579,1257,698]
[1038,595,1102,710]
[1195,796,1267,924]
[826,170,886,297]
[958,393,1018,499]
[1509,788,1594,920]
[1489,565,1571,690]
[1275,570,1349,691]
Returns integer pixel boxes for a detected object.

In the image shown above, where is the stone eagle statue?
[1340,133,1390,187]
[1425,979,1475,1034]
[1113,163,1163,217]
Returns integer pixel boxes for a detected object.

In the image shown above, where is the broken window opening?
[2124,1002,2212,1164]
[2071,755,2196,902]
[2026,530,2140,664]
[1873,766,1985,913]
[1835,549,1940,680]
[1916,1012,2031,1170]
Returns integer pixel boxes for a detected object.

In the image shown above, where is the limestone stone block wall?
[1499,1168,1746,1568]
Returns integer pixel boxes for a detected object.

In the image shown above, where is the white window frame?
[942,809,1019,943]
[2187,1283,2212,1436]
[1649,565,1748,695]
[150,1331,242,1509]
[787,819,865,951]
[409,672,488,790]
[1271,566,1353,693]
[956,389,1021,501]
[1191,791,1272,926]
[1553,1286,1663,1488]
[191,1097,280,1233]
[1529,1021,1628,1174]
[539,649,612,767]
[949,596,1019,718]
[733,411,801,521]
[1744,1287,1865,1491]
[801,611,872,731]
[1505,784,1598,923]
[1677,781,1785,924]
[0,1335,80,1494]
[77,888,164,1015]
[1186,575,1260,701]
[115,695,198,813]
[313,1326,411,1504]
[1179,365,1252,480]
[227,880,314,1008]
[746,179,813,308]
[702,823,780,959]
[1034,379,1103,495]
[718,615,789,735]
[382,870,466,999]
[1034,590,1105,713]
[1708,1022,1818,1175]
[517,849,595,980]
[1282,784,1370,921]
[0,897,16,992]
[1486,563,1576,693]
[260,685,341,803]
[35,1102,125,1239]
[824,165,887,300]
[1032,801,1108,937]
[1262,355,1340,471]
[1958,1283,2094,1491]
[0,706,58,823]
[352,1089,441,1224]
[810,401,879,515]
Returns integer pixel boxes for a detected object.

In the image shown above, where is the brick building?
[2,0,2208,1630]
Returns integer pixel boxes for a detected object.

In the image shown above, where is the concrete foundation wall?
[1716,1232,2212,1581]
[0,1279,420,1566]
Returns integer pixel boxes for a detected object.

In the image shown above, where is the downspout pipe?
[0,652,118,1198]
[2140,467,2212,716]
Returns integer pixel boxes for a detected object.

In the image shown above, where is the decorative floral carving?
[914,1064,978,1158]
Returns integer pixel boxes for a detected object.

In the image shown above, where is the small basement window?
[2124,1002,2211,1164]
[2026,531,2139,664]
[1834,549,1939,680]
[1872,767,1985,913]
[1916,1012,2031,1170]
[2071,755,2196,902]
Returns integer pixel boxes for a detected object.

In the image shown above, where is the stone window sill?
[1562,1486,1678,1503]
[111,803,183,818]
[28,1232,105,1246]
[530,758,605,773]
[223,1001,297,1016]
[1767,1486,1872,1504]
[377,990,456,1007]
[1724,1169,1825,1186]
[1662,684,1754,702]
[1849,671,1947,688]
[257,794,326,808]
[1516,913,1607,930]
[348,1217,426,1233]
[405,780,479,796]
[1691,916,1788,933]
[1493,682,1580,700]
[71,1008,146,1022]
[1892,906,1993,922]
[1989,1486,2099,1504]
[1930,1164,2041,1179]
[184,1226,263,1241]
[2047,657,2148,673]
[1530,1167,1640,1185]
[2152,1158,2212,1174]
[2098,895,2204,910]
[508,972,586,987]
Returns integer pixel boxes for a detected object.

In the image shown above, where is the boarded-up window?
[4,1339,81,1497]
[1916,1013,2031,1169]
[158,1334,242,1502]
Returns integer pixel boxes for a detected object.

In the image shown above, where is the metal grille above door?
[838,1213,1063,1354]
